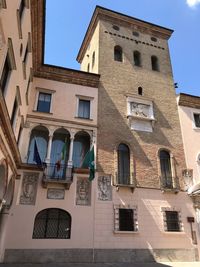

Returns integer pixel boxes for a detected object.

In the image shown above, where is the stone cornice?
[27,114,98,129]
[178,93,200,109]
[77,5,173,63]
[30,0,100,88]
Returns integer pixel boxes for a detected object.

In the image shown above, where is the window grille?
[33,208,71,239]
[165,211,180,232]
[160,150,173,189]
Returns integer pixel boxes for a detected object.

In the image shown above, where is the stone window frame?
[10,86,22,131]
[113,141,136,190]
[114,204,138,233]
[0,38,16,96]
[75,94,94,121]
[16,0,29,39]
[0,0,7,9]
[157,148,179,193]
[34,87,55,114]
[192,111,200,130]
[161,207,183,233]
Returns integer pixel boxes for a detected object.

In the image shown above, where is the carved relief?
[20,172,39,205]
[47,188,65,199]
[76,177,91,206]
[182,169,193,190]
[98,175,112,201]
[130,102,150,118]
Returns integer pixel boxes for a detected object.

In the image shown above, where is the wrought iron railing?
[160,175,180,191]
[43,163,73,182]
[115,172,136,187]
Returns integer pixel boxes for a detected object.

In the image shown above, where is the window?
[0,0,7,9]
[165,211,180,232]
[19,0,25,21]
[10,97,18,128]
[117,144,130,185]
[194,113,200,128]
[151,55,159,71]
[114,45,122,62]
[87,63,90,72]
[151,37,157,42]
[0,55,11,95]
[160,150,173,189]
[133,51,141,67]
[78,99,90,119]
[114,205,138,232]
[132,31,139,37]
[119,209,134,231]
[32,208,71,239]
[92,51,95,68]
[138,87,143,95]
[113,25,120,31]
[37,92,51,113]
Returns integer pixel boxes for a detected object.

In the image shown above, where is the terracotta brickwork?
[91,18,186,189]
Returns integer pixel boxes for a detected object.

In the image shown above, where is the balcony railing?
[160,175,180,193]
[114,172,136,191]
[42,163,73,189]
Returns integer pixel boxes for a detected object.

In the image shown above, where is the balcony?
[160,175,179,193]
[114,172,136,192]
[42,164,73,190]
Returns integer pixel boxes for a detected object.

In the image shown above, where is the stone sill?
[114,231,139,234]
[127,114,156,122]
[162,231,185,235]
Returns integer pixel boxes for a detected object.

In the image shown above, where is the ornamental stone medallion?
[76,177,91,206]
[19,172,39,205]
[47,188,65,200]
[98,175,112,201]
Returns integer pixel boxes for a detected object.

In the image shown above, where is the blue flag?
[33,140,42,166]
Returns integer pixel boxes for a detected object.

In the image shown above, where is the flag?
[33,140,42,166]
[56,141,67,171]
[81,146,95,181]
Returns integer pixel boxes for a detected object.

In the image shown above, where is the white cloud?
[186,0,200,7]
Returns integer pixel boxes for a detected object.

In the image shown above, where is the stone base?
[4,248,199,263]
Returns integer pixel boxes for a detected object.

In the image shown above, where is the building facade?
[178,93,200,235]
[0,0,200,264]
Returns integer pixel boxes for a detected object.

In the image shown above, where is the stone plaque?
[182,169,193,190]
[76,177,91,206]
[47,188,65,200]
[98,175,112,201]
[20,172,39,205]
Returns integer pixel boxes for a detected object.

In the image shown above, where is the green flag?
[81,146,95,181]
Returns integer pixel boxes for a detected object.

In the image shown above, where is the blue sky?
[45,0,200,96]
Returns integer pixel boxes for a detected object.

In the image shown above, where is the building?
[0,0,199,264]
[177,93,200,234]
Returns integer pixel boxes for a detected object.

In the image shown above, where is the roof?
[30,0,100,88]
[77,5,174,63]
[178,93,200,109]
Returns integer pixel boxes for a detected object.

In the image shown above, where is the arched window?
[133,51,141,67]
[73,131,90,168]
[117,144,130,184]
[114,45,123,62]
[92,51,95,68]
[159,150,173,188]
[151,55,159,71]
[33,208,71,239]
[27,126,48,164]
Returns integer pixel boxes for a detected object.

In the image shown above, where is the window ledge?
[127,114,156,122]
[161,187,179,194]
[114,231,139,234]
[32,110,53,115]
[193,127,200,131]
[115,183,135,188]
[163,231,185,234]
[75,116,93,121]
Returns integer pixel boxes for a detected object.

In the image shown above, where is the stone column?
[68,130,76,168]
[45,133,53,163]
